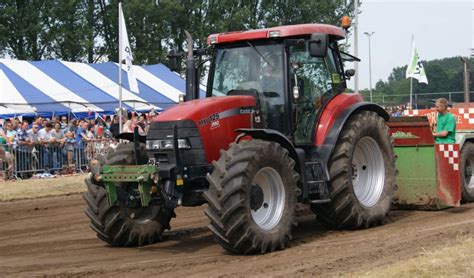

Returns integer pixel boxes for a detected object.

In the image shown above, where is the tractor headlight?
[146,139,191,150]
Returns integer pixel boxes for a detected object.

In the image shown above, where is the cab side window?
[289,43,333,145]
[326,43,344,93]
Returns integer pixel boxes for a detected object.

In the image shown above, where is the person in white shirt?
[50,123,65,171]
[38,122,53,172]
[38,123,53,142]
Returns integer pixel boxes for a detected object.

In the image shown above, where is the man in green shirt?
[432,98,456,143]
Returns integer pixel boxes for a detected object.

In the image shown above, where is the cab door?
[289,42,341,145]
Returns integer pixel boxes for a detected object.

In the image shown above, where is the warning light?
[341,16,351,30]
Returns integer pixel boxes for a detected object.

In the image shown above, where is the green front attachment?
[101,165,157,207]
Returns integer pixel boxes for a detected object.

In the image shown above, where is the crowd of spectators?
[0,113,151,180]
[385,105,406,117]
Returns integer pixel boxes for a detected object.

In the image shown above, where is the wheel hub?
[352,136,385,208]
[250,184,264,211]
[250,167,285,231]
[351,163,359,182]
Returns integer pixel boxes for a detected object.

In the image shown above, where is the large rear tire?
[83,143,175,246]
[312,111,396,229]
[204,140,299,254]
[460,142,474,202]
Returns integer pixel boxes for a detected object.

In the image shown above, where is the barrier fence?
[0,139,116,180]
[360,91,474,108]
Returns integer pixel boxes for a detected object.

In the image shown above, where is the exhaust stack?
[184,30,199,101]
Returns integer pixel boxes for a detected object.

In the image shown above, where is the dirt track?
[1,195,473,277]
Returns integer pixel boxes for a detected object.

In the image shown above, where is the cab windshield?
[210,42,287,131]
[211,43,284,102]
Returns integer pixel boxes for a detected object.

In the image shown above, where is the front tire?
[312,111,396,229]
[83,143,175,246]
[461,142,474,202]
[204,140,299,254]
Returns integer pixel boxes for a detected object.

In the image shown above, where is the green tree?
[0,0,355,65]
[371,56,473,106]
[0,0,55,60]
[48,0,89,62]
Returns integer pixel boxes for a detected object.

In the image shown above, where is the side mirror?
[168,49,180,71]
[309,33,328,58]
[291,62,300,100]
[345,69,355,79]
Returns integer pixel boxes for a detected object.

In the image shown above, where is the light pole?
[461,57,470,103]
[364,31,375,102]
[354,0,359,93]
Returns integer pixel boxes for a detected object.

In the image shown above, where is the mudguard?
[236,128,303,178]
[315,102,389,177]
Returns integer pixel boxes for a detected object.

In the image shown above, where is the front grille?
[155,153,169,163]
[147,120,207,166]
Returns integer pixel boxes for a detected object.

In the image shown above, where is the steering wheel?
[263,91,280,98]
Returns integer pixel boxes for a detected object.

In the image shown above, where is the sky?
[348,0,473,91]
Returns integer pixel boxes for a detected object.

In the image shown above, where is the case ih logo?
[210,121,220,129]
[239,108,252,114]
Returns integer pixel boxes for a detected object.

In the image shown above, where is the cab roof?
[207,24,346,46]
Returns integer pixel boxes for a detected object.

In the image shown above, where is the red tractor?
[84,23,396,254]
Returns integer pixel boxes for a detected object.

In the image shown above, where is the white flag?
[405,39,428,84]
[119,3,139,93]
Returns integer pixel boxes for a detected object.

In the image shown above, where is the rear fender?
[315,102,389,176]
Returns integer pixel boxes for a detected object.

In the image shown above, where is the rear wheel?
[312,111,396,229]
[83,143,175,246]
[461,142,474,202]
[204,139,299,254]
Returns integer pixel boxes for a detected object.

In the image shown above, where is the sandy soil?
[1,194,473,277]
[0,174,86,201]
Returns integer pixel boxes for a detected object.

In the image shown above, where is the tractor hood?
[155,96,256,123]
[153,95,256,163]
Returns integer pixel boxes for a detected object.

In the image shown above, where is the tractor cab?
[206,24,353,146]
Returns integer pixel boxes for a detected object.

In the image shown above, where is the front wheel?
[83,143,175,246]
[204,140,299,254]
[312,111,396,229]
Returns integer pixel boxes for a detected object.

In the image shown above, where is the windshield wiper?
[245,41,275,69]
[339,50,361,62]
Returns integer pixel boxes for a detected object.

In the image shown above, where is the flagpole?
[409,77,413,110]
[409,34,414,110]
[118,1,123,133]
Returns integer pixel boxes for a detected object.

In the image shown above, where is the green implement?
[101,165,157,207]
[388,117,461,210]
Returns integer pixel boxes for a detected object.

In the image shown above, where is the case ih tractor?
[84,23,396,254]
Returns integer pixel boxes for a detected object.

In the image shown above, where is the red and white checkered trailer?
[388,104,474,209]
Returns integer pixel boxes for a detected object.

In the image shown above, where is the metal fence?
[0,144,13,180]
[361,91,474,108]
[0,139,116,180]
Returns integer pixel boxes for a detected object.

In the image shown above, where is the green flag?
[406,39,428,84]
